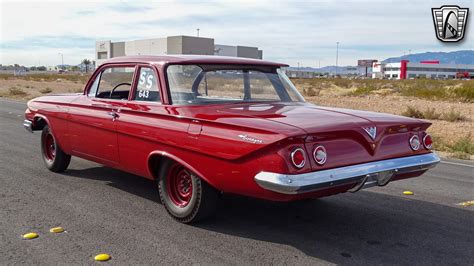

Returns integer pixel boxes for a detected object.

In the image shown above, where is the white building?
[372,60,474,79]
[96,35,263,66]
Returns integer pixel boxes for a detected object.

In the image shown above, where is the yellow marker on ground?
[49,227,65,233]
[403,191,414,195]
[22,232,39,239]
[94,254,111,261]
[457,200,474,207]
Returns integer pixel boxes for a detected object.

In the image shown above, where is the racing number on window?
[135,67,160,101]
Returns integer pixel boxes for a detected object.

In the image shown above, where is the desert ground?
[0,74,472,159]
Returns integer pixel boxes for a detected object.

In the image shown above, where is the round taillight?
[409,135,421,151]
[290,148,306,169]
[423,134,433,149]
[313,145,327,165]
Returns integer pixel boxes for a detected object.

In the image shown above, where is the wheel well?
[148,153,219,191]
[33,117,47,131]
[148,154,168,180]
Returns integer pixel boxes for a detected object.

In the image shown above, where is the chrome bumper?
[254,153,440,195]
[23,119,33,133]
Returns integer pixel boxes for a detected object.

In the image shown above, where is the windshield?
[166,64,305,105]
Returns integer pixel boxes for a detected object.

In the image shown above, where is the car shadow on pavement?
[63,165,472,265]
[200,192,473,265]
[64,166,162,204]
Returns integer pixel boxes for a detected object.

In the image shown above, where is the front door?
[69,65,136,166]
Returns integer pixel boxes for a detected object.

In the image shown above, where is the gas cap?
[187,120,202,137]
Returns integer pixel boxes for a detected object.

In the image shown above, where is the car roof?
[103,55,288,67]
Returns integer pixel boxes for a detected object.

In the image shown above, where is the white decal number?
[138,90,149,98]
[137,70,155,99]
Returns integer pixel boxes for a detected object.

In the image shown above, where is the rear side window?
[91,67,135,99]
[134,67,160,102]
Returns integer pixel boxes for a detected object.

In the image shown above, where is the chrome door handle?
[108,111,119,121]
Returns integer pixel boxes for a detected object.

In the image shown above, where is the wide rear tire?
[41,125,71,173]
[158,160,218,223]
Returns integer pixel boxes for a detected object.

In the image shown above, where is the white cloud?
[1,0,472,66]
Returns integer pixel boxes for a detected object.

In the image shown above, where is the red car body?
[24,55,439,216]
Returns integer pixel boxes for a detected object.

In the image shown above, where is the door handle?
[108,111,120,121]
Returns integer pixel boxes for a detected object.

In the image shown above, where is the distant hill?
[286,66,359,75]
[383,50,474,64]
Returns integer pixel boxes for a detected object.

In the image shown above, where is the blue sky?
[1,0,473,67]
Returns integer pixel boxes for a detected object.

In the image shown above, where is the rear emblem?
[363,126,377,140]
[238,134,263,144]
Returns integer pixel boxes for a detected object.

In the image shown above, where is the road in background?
[1,99,473,264]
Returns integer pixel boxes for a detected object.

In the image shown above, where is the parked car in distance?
[24,55,440,223]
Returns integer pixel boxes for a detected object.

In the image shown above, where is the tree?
[82,59,91,73]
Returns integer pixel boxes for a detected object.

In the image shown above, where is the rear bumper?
[23,119,33,133]
[254,153,440,195]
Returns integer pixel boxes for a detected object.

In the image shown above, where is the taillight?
[313,145,327,165]
[423,134,433,149]
[290,148,306,169]
[409,135,421,151]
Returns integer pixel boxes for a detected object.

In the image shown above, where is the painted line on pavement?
[440,160,474,168]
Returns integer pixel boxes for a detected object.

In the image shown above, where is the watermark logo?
[432,5,469,42]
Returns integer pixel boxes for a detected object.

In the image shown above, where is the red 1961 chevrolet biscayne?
[24,55,439,223]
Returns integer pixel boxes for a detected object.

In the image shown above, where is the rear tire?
[41,125,71,173]
[158,160,218,223]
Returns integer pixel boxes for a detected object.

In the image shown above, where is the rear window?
[166,65,304,105]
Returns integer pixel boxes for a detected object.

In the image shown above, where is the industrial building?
[96,35,263,66]
[372,60,474,79]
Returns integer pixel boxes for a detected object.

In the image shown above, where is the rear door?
[69,65,136,165]
[114,65,166,177]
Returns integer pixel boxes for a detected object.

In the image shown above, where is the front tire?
[158,160,218,223]
[41,125,71,173]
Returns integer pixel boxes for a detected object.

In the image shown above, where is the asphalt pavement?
[0,98,473,264]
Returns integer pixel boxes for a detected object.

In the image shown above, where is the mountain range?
[288,50,473,74]
[383,50,473,64]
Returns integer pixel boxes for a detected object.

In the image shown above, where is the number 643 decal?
[138,90,150,98]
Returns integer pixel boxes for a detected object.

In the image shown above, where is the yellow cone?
[94,254,111,261]
[50,227,64,233]
[457,200,474,207]
[22,232,39,239]
[403,191,414,195]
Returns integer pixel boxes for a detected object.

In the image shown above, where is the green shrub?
[450,135,473,155]
[452,84,474,103]
[422,108,441,120]
[303,87,320,97]
[401,106,424,119]
[441,109,467,122]
[8,87,27,96]
[39,87,53,94]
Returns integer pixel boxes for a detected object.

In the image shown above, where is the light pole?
[335,42,339,77]
[58,53,64,70]
[196,28,200,37]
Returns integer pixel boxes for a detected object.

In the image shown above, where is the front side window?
[91,66,135,99]
[166,65,304,105]
[134,67,160,102]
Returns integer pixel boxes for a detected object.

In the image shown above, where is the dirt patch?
[0,79,85,100]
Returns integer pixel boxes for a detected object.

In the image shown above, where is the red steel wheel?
[158,160,219,223]
[43,132,56,161]
[166,164,193,207]
[41,125,71,173]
